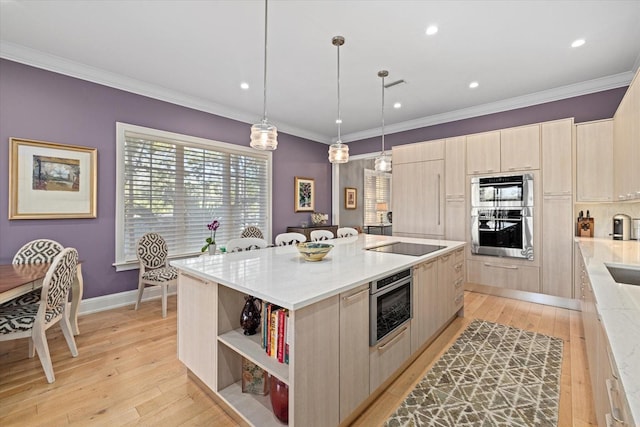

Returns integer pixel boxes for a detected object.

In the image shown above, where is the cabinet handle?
[437,174,441,226]
[377,326,408,351]
[455,278,464,288]
[454,295,464,304]
[483,262,518,270]
[441,254,451,261]
[342,288,368,302]
[606,379,624,423]
[454,263,463,273]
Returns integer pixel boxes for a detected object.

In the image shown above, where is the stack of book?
[261,302,290,364]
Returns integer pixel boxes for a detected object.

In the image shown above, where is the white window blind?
[364,169,392,226]
[115,123,271,267]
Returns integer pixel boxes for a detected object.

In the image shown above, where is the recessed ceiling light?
[336,118,342,124]
[240,82,249,90]
[393,102,402,109]
[426,25,438,36]
[469,81,479,89]
[571,39,585,48]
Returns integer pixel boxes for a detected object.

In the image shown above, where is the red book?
[277,309,286,363]
[266,304,272,356]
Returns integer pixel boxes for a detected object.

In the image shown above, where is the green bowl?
[296,242,333,262]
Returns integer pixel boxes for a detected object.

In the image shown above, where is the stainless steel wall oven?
[470,174,534,260]
[369,268,412,346]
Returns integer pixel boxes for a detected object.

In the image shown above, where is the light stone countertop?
[575,237,640,424]
[171,234,465,311]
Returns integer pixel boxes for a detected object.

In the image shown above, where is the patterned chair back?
[241,226,264,239]
[310,230,334,241]
[42,248,78,313]
[226,238,268,253]
[275,232,307,246]
[337,227,358,238]
[13,239,63,264]
[137,233,169,269]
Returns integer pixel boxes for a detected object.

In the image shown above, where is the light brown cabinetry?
[411,259,438,353]
[369,322,411,392]
[500,124,540,171]
[393,139,444,165]
[339,284,370,422]
[439,248,465,320]
[445,136,466,199]
[613,70,640,201]
[466,131,501,175]
[466,259,540,293]
[576,119,614,202]
[541,118,574,298]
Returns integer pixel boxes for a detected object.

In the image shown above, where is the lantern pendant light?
[374,70,392,172]
[250,0,278,151]
[328,35,349,164]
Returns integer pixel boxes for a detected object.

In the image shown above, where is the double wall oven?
[470,174,534,260]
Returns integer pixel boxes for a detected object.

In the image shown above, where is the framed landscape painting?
[294,176,315,212]
[345,187,357,209]
[9,138,97,219]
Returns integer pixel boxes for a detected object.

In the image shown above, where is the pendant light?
[374,70,392,172]
[328,35,349,164]
[250,0,278,151]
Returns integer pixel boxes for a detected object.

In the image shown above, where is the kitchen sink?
[605,263,640,286]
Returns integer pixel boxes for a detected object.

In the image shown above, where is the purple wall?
[349,87,627,155]
[0,58,628,300]
[0,59,331,298]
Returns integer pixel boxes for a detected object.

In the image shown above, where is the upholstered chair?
[310,230,334,242]
[337,227,358,238]
[0,248,79,383]
[135,233,178,318]
[226,238,268,253]
[0,239,64,308]
[241,226,264,239]
[274,232,306,246]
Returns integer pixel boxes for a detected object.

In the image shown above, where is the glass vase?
[208,244,217,255]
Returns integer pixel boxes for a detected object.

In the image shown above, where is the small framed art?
[294,176,315,212]
[8,138,97,220]
[241,357,269,395]
[345,187,357,209]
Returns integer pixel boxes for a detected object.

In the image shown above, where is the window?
[364,169,391,226]
[115,123,271,269]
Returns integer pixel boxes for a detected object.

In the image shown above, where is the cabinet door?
[542,197,573,298]
[445,136,466,199]
[392,160,444,237]
[411,260,438,353]
[542,119,573,196]
[339,284,370,422]
[466,259,540,293]
[501,124,540,171]
[392,139,444,164]
[613,74,640,201]
[445,199,467,242]
[369,323,411,392]
[177,273,217,390]
[576,120,614,202]
[466,131,501,175]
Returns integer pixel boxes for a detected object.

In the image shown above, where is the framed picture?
[241,357,269,395]
[9,138,97,220]
[294,176,315,212]
[345,187,357,209]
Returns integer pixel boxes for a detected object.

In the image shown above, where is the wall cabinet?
[500,124,540,171]
[392,159,444,238]
[445,136,466,199]
[541,119,573,196]
[613,70,640,201]
[466,131,501,175]
[393,139,444,165]
[339,284,370,422]
[576,120,614,202]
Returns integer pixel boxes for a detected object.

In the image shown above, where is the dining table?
[0,262,84,335]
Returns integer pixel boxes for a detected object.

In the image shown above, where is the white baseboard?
[78,284,177,316]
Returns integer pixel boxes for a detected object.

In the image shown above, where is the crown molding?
[340,71,634,143]
[0,41,329,144]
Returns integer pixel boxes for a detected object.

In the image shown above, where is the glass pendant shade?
[328,141,349,164]
[250,120,278,150]
[374,153,392,172]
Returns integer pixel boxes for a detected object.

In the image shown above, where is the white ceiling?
[1,0,639,144]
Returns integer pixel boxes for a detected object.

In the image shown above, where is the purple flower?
[202,218,221,252]
[208,220,220,231]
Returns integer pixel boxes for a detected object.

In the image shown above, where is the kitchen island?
[171,234,465,426]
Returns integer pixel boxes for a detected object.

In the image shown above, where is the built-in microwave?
[471,174,533,207]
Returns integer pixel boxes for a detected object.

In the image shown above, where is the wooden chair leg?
[162,285,167,318]
[32,328,55,383]
[60,314,79,357]
[134,280,145,311]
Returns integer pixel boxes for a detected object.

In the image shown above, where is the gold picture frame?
[345,187,357,209]
[294,176,315,212]
[9,138,97,220]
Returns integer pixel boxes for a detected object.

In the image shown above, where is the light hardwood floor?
[0,292,597,426]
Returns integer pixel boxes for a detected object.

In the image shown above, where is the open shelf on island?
[218,380,285,427]
[218,328,290,383]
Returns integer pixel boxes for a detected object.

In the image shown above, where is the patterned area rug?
[385,319,563,427]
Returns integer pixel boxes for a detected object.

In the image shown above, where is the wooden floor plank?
[0,292,597,427]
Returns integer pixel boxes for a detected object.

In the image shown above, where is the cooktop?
[366,242,446,256]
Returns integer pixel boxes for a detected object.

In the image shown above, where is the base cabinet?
[466,259,540,293]
[411,259,438,353]
[370,323,411,393]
